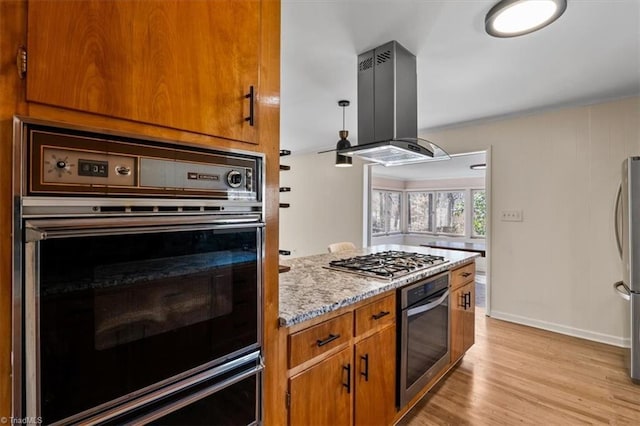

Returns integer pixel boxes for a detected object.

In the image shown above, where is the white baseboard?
[489,310,630,348]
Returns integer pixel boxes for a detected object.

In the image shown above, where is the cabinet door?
[355,326,396,426]
[27,0,260,144]
[289,347,352,426]
[450,282,475,362]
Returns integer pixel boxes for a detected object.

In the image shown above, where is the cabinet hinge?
[285,392,291,409]
[16,46,27,79]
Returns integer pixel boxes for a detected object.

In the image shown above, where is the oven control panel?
[25,122,261,201]
[42,147,137,187]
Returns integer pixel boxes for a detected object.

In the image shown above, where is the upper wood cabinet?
[26,0,261,144]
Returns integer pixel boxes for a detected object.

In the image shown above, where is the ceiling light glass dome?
[485,0,567,38]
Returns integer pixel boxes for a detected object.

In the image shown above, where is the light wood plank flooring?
[398,308,640,425]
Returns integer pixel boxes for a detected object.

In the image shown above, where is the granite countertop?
[278,244,480,327]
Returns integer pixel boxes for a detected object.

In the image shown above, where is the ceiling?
[280,0,640,162]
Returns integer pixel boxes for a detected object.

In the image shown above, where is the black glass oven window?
[406,292,449,387]
[103,360,260,426]
[38,227,259,424]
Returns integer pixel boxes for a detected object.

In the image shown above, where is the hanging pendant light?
[335,100,352,167]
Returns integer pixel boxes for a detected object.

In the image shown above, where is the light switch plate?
[501,210,523,222]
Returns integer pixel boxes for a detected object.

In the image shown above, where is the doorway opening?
[364,150,490,313]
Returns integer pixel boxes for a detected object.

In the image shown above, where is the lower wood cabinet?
[450,265,476,363]
[286,294,396,426]
[288,347,353,425]
[354,325,396,426]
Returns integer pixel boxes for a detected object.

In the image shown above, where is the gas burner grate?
[327,250,446,279]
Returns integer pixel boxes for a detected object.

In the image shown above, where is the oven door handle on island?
[406,290,450,317]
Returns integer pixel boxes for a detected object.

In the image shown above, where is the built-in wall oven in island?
[12,117,264,425]
[397,271,450,408]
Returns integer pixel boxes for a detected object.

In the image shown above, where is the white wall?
[279,153,366,258]
[425,96,639,346]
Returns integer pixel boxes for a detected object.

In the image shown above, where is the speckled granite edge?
[278,244,480,327]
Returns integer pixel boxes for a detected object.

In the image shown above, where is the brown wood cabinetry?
[450,263,476,363]
[288,312,353,368]
[289,347,353,426]
[1,0,281,420]
[286,293,396,426]
[26,0,261,144]
[354,325,396,426]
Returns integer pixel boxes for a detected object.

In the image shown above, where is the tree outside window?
[472,189,486,237]
[407,192,433,232]
[372,190,401,235]
[434,191,465,235]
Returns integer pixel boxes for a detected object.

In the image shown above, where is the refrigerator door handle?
[613,281,631,301]
[615,183,623,259]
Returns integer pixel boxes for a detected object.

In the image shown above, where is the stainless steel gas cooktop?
[326,250,447,280]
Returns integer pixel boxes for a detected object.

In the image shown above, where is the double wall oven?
[12,117,264,425]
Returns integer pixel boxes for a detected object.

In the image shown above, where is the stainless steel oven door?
[398,276,450,408]
[21,214,263,425]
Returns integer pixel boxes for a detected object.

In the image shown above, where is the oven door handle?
[406,290,449,317]
[24,215,264,241]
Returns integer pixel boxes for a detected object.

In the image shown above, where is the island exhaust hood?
[338,41,449,167]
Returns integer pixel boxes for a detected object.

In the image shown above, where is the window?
[407,190,466,236]
[407,192,433,232]
[374,187,486,239]
[434,191,465,235]
[371,190,401,235]
[472,189,486,237]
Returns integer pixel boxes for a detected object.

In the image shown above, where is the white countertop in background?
[278,244,480,327]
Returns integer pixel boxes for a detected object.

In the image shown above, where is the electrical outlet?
[501,210,523,222]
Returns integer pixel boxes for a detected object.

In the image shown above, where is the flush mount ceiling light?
[485,0,567,38]
[335,100,352,167]
[470,163,487,170]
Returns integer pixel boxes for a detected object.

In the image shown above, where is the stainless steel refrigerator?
[614,156,640,383]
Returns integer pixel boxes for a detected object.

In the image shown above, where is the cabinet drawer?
[355,294,395,336]
[288,313,353,368]
[451,262,476,289]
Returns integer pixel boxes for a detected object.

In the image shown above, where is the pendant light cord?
[342,105,346,132]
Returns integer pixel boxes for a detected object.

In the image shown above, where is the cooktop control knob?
[226,170,243,188]
[56,160,67,169]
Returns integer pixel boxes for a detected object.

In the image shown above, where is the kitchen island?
[278,244,480,426]
[279,244,480,326]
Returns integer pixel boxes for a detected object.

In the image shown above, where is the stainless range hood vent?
[339,40,450,167]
